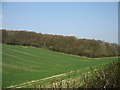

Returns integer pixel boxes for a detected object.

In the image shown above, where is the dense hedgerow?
[41,61,120,88]
[80,61,120,88]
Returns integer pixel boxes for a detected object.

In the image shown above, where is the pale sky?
[2,2,118,43]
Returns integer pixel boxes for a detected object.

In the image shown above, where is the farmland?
[2,45,118,88]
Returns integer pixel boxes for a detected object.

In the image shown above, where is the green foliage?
[2,29,119,58]
[78,61,120,88]
[41,61,120,88]
[2,45,118,88]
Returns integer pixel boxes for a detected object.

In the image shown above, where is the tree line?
[2,29,120,58]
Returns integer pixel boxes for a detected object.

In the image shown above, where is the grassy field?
[2,45,118,88]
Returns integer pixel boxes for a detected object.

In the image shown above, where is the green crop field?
[2,45,118,88]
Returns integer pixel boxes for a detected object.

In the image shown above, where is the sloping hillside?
[2,45,118,88]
